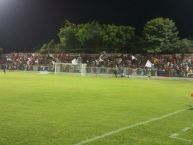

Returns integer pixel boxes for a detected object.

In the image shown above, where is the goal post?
[53,63,87,76]
[81,63,87,76]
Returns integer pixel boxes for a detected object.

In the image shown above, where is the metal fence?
[2,64,192,78]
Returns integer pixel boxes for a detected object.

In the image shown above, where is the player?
[113,65,118,77]
[145,59,153,79]
[2,63,7,74]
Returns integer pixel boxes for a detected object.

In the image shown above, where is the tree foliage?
[57,21,135,53]
[143,17,179,53]
[76,22,103,53]
[58,21,81,52]
[102,24,135,52]
[36,18,193,54]
[39,39,57,54]
[176,39,193,53]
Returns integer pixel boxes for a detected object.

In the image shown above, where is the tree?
[39,39,57,54]
[143,17,179,53]
[76,21,103,53]
[176,39,193,53]
[58,21,81,52]
[39,43,48,54]
[47,39,56,53]
[102,24,135,52]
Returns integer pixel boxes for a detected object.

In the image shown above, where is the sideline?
[73,109,187,145]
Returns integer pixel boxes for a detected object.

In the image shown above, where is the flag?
[145,60,152,68]
[131,55,137,60]
[72,58,78,65]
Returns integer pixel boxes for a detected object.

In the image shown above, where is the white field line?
[170,135,192,143]
[170,124,193,143]
[73,109,186,145]
[182,127,191,132]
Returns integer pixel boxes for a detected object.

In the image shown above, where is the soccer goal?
[53,63,87,76]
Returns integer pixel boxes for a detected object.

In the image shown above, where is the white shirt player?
[145,60,152,68]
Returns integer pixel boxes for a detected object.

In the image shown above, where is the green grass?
[0,72,192,145]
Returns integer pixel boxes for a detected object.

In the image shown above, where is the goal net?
[54,63,87,76]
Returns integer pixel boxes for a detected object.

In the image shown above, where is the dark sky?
[0,0,193,52]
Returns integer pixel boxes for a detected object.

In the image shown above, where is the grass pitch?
[0,72,192,145]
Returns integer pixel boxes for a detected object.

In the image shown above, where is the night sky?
[0,0,193,52]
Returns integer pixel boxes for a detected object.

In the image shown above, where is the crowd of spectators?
[0,52,193,77]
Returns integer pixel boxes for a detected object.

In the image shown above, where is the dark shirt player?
[2,63,6,73]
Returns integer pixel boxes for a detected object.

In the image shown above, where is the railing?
[1,64,193,78]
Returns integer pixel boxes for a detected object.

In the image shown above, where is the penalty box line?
[73,109,187,145]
